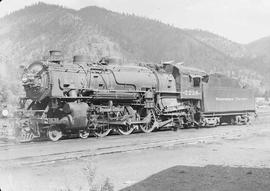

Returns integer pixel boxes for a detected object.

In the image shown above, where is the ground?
[0,113,270,191]
[122,165,270,191]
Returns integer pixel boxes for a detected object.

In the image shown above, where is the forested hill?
[0,2,269,99]
[0,3,232,70]
[77,6,233,70]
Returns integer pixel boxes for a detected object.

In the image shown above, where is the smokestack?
[48,50,63,63]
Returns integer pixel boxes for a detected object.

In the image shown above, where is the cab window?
[193,77,201,87]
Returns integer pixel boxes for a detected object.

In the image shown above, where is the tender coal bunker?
[207,73,241,88]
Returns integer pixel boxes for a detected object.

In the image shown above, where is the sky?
[1,0,270,44]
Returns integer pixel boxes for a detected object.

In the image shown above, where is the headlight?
[22,76,28,83]
[2,109,9,117]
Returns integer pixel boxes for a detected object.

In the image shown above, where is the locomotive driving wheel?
[140,110,158,133]
[117,124,136,135]
[92,114,112,138]
[47,126,63,141]
[93,125,111,137]
[116,107,138,135]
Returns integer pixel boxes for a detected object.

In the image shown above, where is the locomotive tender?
[17,50,255,141]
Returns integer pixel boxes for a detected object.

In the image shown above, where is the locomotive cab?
[163,62,208,100]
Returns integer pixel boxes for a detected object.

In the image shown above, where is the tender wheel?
[140,110,157,133]
[79,130,90,139]
[117,124,135,135]
[47,126,63,141]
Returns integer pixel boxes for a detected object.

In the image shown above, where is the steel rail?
[0,132,246,168]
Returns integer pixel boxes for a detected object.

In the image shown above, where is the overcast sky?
[1,0,270,44]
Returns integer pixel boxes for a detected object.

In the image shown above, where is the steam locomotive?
[16,50,255,142]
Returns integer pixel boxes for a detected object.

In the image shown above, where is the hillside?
[0,3,234,70]
[246,36,270,58]
[185,29,250,58]
[248,36,270,55]
[78,7,235,70]
[0,2,268,101]
[0,4,121,64]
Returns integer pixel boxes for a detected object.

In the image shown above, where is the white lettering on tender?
[216,97,234,101]
[235,97,248,101]
[215,97,249,101]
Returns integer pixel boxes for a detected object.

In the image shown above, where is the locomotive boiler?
[16,50,255,142]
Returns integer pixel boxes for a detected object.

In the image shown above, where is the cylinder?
[62,102,89,128]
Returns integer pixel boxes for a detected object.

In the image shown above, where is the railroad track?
[0,122,254,152]
[256,111,270,117]
[0,118,260,149]
[0,110,267,148]
[0,115,269,168]
[0,131,248,168]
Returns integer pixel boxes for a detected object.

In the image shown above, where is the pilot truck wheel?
[47,126,63,141]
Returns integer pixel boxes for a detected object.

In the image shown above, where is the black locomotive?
[16,51,255,141]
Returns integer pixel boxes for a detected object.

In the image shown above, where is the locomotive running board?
[94,118,152,126]
[202,111,255,117]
